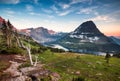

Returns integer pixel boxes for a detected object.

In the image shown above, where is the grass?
[38,51,120,81]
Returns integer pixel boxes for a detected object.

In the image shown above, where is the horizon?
[0,0,120,36]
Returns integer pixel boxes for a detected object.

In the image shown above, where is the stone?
[50,72,60,81]
[75,71,80,75]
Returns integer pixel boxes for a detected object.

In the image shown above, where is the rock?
[9,76,28,81]
[3,59,29,81]
[20,67,37,75]
[50,72,60,81]
[75,71,80,75]
[4,61,22,77]
[14,55,27,62]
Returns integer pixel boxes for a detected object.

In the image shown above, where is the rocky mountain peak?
[73,21,103,35]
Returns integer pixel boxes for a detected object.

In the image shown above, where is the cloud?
[51,4,72,16]
[29,12,40,16]
[26,5,34,11]
[89,10,120,22]
[59,10,72,16]
[47,15,55,19]
[70,0,93,5]
[58,3,70,9]
[56,0,92,11]
[91,16,109,21]
[34,0,38,4]
[0,0,20,4]
[51,5,59,14]
[6,14,14,18]
[42,8,53,14]
[70,0,83,4]
[89,15,115,22]
[77,8,92,14]
[110,11,120,19]
[63,4,70,9]
[51,5,58,11]
[76,7,98,15]
[4,10,15,14]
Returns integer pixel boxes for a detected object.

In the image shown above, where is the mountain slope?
[56,21,120,53]
[109,36,120,45]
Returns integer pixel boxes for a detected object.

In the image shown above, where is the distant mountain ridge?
[109,36,120,46]
[19,27,67,44]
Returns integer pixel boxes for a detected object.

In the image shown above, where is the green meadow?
[38,50,120,81]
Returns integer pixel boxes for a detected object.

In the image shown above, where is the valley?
[0,15,120,81]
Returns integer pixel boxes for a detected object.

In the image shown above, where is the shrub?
[113,53,120,58]
[19,62,31,69]
[0,47,26,54]
[72,76,85,81]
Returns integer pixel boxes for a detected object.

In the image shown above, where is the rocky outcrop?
[2,55,60,81]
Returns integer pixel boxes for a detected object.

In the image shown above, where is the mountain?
[109,36,120,45]
[19,27,67,44]
[115,36,120,39]
[56,21,120,54]
[0,16,5,28]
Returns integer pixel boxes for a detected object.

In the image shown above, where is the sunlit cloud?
[91,16,109,21]
[58,3,70,9]
[89,15,116,22]
[0,0,20,4]
[76,7,97,15]
[58,10,72,16]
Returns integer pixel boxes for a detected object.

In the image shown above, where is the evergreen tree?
[105,52,111,63]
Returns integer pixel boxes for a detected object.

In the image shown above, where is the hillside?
[0,17,65,81]
[109,36,120,45]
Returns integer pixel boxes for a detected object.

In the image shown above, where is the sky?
[0,0,120,36]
